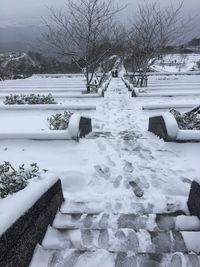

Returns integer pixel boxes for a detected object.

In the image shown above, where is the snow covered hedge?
[170,106,200,130]
[0,162,47,198]
[4,93,57,105]
[47,111,73,130]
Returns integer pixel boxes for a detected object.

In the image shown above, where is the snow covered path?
[63,77,191,214]
[29,77,200,266]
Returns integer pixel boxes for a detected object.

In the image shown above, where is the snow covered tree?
[43,0,122,92]
[125,1,189,86]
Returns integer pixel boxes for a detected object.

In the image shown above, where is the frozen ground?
[1,73,200,266]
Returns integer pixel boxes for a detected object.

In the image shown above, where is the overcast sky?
[0,0,200,36]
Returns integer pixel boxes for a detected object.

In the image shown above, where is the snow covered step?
[42,226,189,253]
[54,212,196,232]
[30,245,200,267]
[182,232,200,254]
[60,198,187,215]
[53,212,158,231]
[175,216,200,231]
[60,200,106,214]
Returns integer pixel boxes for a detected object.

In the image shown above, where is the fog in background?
[0,0,200,52]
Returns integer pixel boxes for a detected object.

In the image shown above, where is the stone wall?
[148,116,170,141]
[0,179,64,267]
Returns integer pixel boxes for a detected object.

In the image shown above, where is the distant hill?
[0,25,43,53]
[0,51,81,80]
[187,38,200,47]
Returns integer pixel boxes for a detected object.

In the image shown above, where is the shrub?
[4,93,57,105]
[0,162,47,198]
[170,107,200,130]
[47,111,73,130]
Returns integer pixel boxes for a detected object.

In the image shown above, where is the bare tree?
[42,0,122,92]
[125,1,188,86]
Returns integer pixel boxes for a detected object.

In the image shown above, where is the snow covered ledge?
[149,112,200,142]
[148,112,179,141]
[0,114,92,141]
[0,177,63,267]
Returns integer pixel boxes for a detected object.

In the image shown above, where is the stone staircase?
[29,200,200,267]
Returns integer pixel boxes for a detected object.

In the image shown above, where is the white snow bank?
[0,175,59,236]
[137,91,200,97]
[0,88,83,93]
[0,104,96,111]
[68,113,81,139]
[60,171,90,193]
[0,114,82,140]
[177,130,200,141]
[98,87,104,96]
[0,93,101,99]
[147,71,200,76]
[0,131,72,140]
[162,112,179,139]
[143,103,198,110]
[147,85,200,91]
[32,73,84,78]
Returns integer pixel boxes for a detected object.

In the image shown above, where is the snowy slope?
[152,53,200,72]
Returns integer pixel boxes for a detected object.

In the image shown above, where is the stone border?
[148,115,174,141]
[0,115,92,140]
[0,179,63,267]
[79,117,92,137]
[187,181,200,219]
[148,112,200,142]
[148,113,178,142]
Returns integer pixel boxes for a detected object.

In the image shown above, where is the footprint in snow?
[129,181,144,198]
[105,155,116,167]
[123,160,134,173]
[113,175,123,188]
[98,229,109,249]
[48,252,63,267]
[61,251,83,267]
[94,165,111,180]
[96,140,107,152]
[81,229,94,248]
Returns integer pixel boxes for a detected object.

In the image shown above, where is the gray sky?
[0,0,200,35]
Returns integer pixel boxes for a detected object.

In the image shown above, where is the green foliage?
[0,162,46,199]
[47,111,73,130]
[170,108,200,130]
[4,93,57,105]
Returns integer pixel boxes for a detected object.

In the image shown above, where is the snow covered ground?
[0,74,199,213]
[1,72,200,266]
[152,53,200,72]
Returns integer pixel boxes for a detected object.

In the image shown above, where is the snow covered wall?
[149,112,200,142]
[0,178,63,267]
